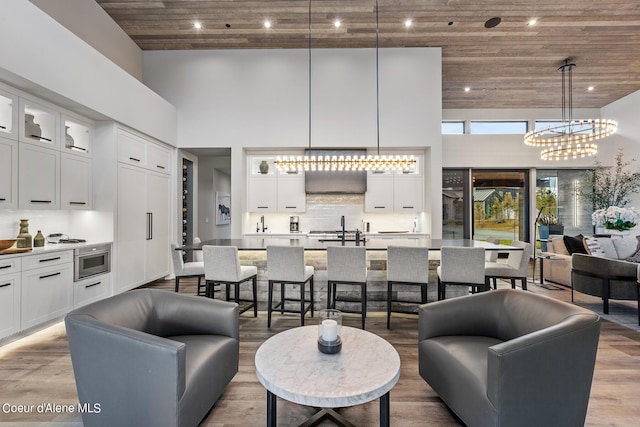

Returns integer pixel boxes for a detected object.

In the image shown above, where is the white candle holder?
[317,309,342,354]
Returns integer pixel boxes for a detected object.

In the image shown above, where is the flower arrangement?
[592,206,640,231]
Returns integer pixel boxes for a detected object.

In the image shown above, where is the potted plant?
[536,188,563,251]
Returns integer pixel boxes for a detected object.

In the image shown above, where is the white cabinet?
[62,114,92,157]
[277,173,306,212]
[247,156,306,212]
[116,161,171,294]
[394,175,423,212]
[147,142,171,174]
[61,153,92,209]
[0,257,21,340]
[365,155,423,213]
[19,98,60,150]
[18,144,60,209]
[0,87,18,140]
[248,177,277,212]
[0,137,18,209]
[74,273,110,308]
[365,173,394,212]
[21,251,73,330]
[117,128,171,175]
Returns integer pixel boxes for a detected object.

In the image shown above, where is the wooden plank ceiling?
[95,0,640,109]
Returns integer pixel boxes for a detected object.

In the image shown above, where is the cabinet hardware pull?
[373,171,385,174]
[0,198,6,201]
[156,165,165,169]
[150,213,153,239]
[0,125,6,129]
[31,200,52,203]
[39,256,61,263]
[69,202,87,205]
[375,206,386,209]
[70,145,87,152]
[403,206,414,209]
[285,206,296,209]
[258,206,269,209]
[0,283,10,288]
[0,265,11,269]
[129,157,141,162]
[85,282,101,288]
[39,272,61,279]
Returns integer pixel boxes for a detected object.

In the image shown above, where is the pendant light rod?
[375,0,380,155]
[308,0,312,152]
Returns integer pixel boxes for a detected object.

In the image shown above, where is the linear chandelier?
[524,60,617,161]
[276,0,416,172]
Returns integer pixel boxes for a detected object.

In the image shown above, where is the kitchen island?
[177,238,521,313]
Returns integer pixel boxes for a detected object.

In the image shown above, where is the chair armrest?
[572,253,638,278]
[152,291,240,340]
[418,294,501,341]
[65,314,185,420]
[486,314,600,412]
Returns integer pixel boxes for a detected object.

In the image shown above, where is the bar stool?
[485,240,532,290]
[437,246,487,300]
[326,246,367,329]
[485,236,500,289]
[203,245,258,316]
[266,246,314,328]
[170,243,205,295]
[386,246,429,329]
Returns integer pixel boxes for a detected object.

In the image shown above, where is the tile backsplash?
[248,194,425,234]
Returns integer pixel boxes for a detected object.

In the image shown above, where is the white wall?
[29,0,143,81]
[197,156,232,240]
[0,0,176,145]
[143,47,442,237]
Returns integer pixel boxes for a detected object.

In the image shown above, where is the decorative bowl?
[0,239,18,251]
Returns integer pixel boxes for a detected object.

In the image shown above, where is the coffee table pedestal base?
[267,390,390,427]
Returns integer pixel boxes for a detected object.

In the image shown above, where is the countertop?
[0,241,112,260]
[180,237,519,251]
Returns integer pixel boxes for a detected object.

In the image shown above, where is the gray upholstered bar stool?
[266,246,315,328]
[203,245,258,316]
[484,240,532,291]
[327,246,368,329]
[386,246,430,329]
[437,246,487,300]
[170,243,205,295]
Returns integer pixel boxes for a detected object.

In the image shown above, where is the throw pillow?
[563,234,588,255]
[613,237,639,259]
[623,235,640,263]
[583,236,607,258]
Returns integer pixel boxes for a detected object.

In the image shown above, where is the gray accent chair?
[419,289,601,427]
[572,252,640,325]
[65,289,239,427]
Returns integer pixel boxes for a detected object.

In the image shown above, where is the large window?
[470,121,528,134]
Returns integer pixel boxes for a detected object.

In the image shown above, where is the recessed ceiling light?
[588,86,595,91]
[264,20,272,29]
[334,20,341,28]
[193,22,202,30]
[528,19,537,26]
[464,87,471,92]
[404,19,413,28]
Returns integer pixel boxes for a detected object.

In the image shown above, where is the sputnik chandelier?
[524,60,617,161]
[276,0,416,172]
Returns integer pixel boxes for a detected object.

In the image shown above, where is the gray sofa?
[65,289,239,427]
[418,289,601,427]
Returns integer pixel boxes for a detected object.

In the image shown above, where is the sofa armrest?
[65,313,185,423]
[572,253,638,278]
[151,291,240,340]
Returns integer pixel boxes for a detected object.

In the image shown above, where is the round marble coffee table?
[255,325,400,427]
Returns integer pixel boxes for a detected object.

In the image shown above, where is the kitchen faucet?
[340,215,346,244]
[261,215,268,233]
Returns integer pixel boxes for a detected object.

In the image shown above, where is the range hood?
[304,149,368,194]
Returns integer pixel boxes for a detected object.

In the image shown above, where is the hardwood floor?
[0,278,639,426]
